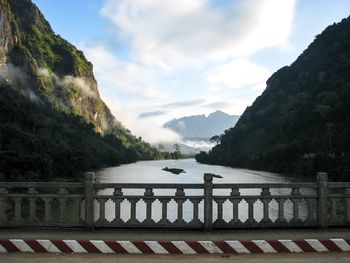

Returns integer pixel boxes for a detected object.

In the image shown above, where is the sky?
[32,0,350,143]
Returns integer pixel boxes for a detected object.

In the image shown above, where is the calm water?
[96,158,289,184]
[95,159,307,223]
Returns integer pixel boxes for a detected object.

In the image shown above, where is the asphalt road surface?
[1,253,350,263]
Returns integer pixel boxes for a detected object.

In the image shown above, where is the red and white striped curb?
[0,239,350,254]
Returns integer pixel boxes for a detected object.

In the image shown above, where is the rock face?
[0,0,158,180]
[196,17,350,180]
[0,0,119,133]
[164,110,240,139]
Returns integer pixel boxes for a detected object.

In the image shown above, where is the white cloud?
[103,97,181,144]
[101,0,296,69]
[79,43,168,100]
[75,0,297,139]
[205,58,272,90]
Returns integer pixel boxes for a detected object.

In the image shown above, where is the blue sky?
[33,0,350,143]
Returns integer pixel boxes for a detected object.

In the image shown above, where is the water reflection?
[96,159,313,224]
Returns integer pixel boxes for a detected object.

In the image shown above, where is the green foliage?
[0,85,159,181]
[196,17,350,181]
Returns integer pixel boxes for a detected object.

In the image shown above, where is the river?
[95,159,305,223]
[96,158,289,184]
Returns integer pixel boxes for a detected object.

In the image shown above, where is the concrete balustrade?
[0,172,349,230]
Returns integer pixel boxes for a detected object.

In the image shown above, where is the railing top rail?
[94,194,204,199]
[213,182,318,189]
[328,182,350,188]
[0,182,84,188]
[213,194,318,198]
[94,183,204,189]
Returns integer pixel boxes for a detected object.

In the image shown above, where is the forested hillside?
[0,0,160,181]
[196,17,350,180]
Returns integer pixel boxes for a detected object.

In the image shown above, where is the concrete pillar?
[317,172,328,229]
[203,173,213,231]
[84,172,95,229]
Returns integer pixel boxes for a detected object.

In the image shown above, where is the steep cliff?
[1,0,118,132]
[0,0,159,180]
[196,17,350,180]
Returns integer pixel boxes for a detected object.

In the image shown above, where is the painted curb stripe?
[320,240,342,252]
[144,241,169,254]
[186,240,209,254]
[158,241,183,254]
[331,239,350,251]
[118,241,142,254]
[89,240,114,253]
[78,240,101,253]
[226,240,251,254]
[241,240,264,253]
[25,240,48,253]
[252,240,277,253]
[0,244,6,253]
[213,240,236,254]
[104,240,128,254]
[132,241,154,254]
[198,241,223,254]
[0,240,20,252]
[0,239,349,254]
[37,240,60,253]
[51,240,73,253]
[267,240,291,253]
[293,240,316,252]
[278,240,303,253]
[171,241,196,254]
[63,240,87,253]
[10,239,34,253]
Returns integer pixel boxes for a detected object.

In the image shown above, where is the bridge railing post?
[203,173,213,231]
[317,172,328,229]
[84,172,95,229]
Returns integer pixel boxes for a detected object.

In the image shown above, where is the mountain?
[163,111,240,139]
[0,0,159,180]
[196,17,350,181]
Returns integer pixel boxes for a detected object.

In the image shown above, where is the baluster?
[12,197,22,223]
[175,188,186,224]
[190,198,201,224]
[97,198,108,224]
[27,188,38,223]
[261,188,272,223]
[144,188,154,224]
[57,188,68,223]
[127,198,139,224]
[276,198,287,224]
[73,198,82,223]
[112,188,124,224]
[112,199,123,224]
[291,188,301,224]
[159,198,170,224]
[230,188,241,224]
[215,198,225,224]
[246,199,257,224]
[41,197,53,224]
[344,188,350,224]
[329,198,337,224]
[306,198,315,224]
[0,188,8,224]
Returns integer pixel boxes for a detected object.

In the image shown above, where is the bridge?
[1,172,350,261]
[0,172,345,229]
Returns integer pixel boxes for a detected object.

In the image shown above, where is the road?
[1,253,350,263]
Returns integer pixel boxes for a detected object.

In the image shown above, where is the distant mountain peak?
[163,111,240,139]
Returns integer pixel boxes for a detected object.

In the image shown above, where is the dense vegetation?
[196,17,350,181]
[0,85,161,181]
[0,0,162,181]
